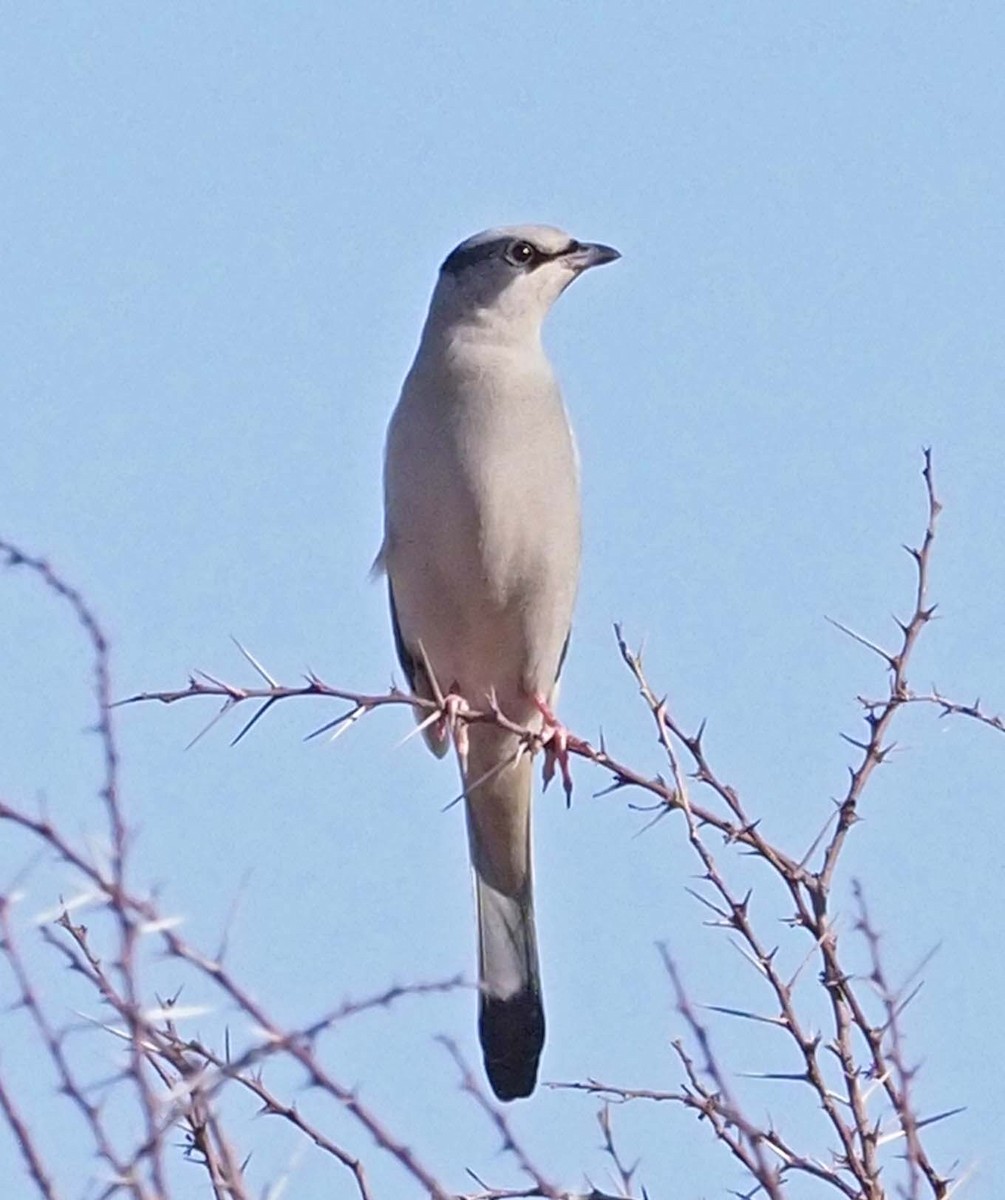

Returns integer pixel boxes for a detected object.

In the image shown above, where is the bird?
[376,224,620,1100]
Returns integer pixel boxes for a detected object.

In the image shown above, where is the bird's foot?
[439,692,471,775]
[533,695,577,805]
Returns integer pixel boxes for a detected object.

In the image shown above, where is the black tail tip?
[479,990,545,1101]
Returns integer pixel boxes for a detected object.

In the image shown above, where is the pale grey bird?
[376,224,619,1100]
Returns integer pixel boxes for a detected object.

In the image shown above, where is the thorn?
[825,617,896,667]
[304,704,365,742]
[185,701,236,750]
[230,697,278,746]
[395,708,442,748]
[416,641,445,708]
[230,638,278,687]
[195,669,244,695]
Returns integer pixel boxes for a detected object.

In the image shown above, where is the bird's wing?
[387,577,450,759]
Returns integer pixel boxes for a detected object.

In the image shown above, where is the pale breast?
[383,343,581,712]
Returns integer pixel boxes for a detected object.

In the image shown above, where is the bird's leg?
[532,694,576,805]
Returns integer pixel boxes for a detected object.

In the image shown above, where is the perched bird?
[377,225,619,1100]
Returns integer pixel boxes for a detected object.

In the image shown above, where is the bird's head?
[428,224,620,340]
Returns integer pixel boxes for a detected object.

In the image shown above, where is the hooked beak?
[563,241,621,272]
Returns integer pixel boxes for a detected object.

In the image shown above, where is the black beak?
[564,241,621,271]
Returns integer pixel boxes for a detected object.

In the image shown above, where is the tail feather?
[479,985,545,1101]
[465,730,544,1100]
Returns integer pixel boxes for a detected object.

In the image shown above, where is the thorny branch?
[556,453,981,1199]
[0,538,586,1200]
[1,451,1000,1197]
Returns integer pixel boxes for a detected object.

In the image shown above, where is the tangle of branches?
[0,451,998,1198]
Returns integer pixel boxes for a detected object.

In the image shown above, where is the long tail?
[464,728,544,1101]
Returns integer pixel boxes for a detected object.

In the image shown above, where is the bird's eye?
[506,240,538,267]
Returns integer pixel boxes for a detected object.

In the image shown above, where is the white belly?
[383,348,581,720]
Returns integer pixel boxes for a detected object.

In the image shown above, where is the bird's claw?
[440,692,471,775]
[534,696,576,805]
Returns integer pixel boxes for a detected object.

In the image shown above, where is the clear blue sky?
[1,3,1003,1196]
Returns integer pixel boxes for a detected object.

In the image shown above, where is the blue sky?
[1,3,1003,1196]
